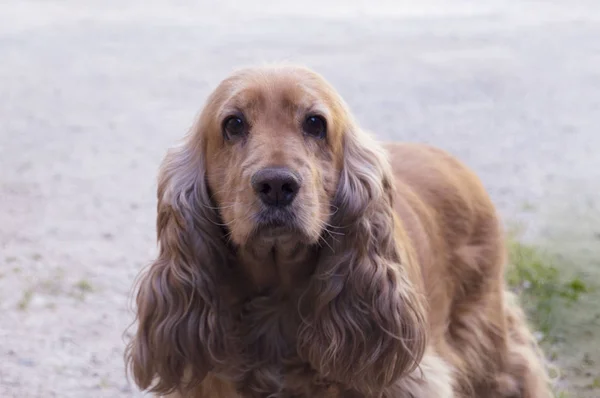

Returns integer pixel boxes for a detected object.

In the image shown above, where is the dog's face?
[202,67,348,247]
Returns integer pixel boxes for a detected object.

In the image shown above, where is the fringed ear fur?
[297,126,427,395]
[125,136,234,395]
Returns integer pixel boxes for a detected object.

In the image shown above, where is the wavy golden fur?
[125,65,552,397]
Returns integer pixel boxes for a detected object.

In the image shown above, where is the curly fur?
[125,65,552,398]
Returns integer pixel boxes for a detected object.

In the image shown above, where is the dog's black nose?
[252,167,301,207]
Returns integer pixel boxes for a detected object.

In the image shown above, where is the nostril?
[260,183,272,195]
[281,183,294,194]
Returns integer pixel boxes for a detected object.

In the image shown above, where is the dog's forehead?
[218,68,333,118]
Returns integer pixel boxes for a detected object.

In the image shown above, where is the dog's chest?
[238,295,300,363]
[233,295,334,397]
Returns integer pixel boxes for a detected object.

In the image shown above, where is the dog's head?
[127,65,426,395]
[201,66,349,247]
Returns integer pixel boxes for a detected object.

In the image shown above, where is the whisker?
[320,213,352,230]
[323,228,345,236]
[318,230,336,251]
[200,202,237,211]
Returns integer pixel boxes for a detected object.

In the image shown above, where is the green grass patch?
[17,288,34,311]
[506,236,588,340]
[74,279,94,293]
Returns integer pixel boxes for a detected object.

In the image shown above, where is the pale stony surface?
[1,1,599,397]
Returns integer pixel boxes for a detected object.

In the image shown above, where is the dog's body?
[127,66,551,397]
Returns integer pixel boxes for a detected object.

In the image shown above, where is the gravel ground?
[1,1,599,397]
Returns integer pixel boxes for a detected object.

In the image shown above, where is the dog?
[126,65,552,397]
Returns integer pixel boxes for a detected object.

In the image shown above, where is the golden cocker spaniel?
[126,65,552,398]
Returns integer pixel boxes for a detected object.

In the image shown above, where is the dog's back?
[386,142,551,397]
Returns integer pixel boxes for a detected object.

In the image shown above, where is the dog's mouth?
[253,208,301,237]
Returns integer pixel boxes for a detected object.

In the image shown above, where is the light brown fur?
[125,65,552,398]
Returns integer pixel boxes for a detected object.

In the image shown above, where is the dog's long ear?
[297,123,427,394]
[125,125,233,394]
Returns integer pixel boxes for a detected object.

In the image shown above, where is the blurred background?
[1,1,599,397]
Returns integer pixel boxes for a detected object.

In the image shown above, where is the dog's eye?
[223,116,247,139]
[303,115,326,139]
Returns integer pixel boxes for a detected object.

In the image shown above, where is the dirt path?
[1,1,599,396]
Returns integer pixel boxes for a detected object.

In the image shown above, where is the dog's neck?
[236,236,318,295]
